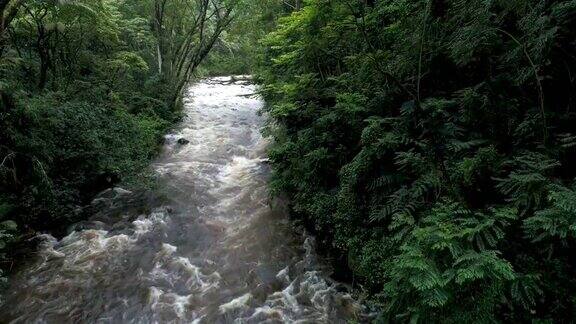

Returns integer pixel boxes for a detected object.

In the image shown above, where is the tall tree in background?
[153,0,238,102]
[0,0,21,53]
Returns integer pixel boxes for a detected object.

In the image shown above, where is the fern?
[367,174,405,192]
[524,183,576,240]
[384,202,517,320]
[558,133,576,149]
[259,0,576,321]
[496,152,559,211]
[510,273,543,311]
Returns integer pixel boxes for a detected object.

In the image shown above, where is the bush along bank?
[258,0,576,322]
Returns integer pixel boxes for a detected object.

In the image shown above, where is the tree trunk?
[36,28,50,90]
[38,52,48,89]
[154,0,167,76]
[157,42,162,75]
[0,0,22,55]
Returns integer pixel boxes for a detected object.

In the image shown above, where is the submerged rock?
[113,187,133,196]
[177,138,190,145]
[95,187,133,201]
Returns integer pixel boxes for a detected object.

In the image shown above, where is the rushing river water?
[0,77,362,323]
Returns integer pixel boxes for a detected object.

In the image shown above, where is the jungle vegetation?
[258,0,576,322]
[2,0,576,322]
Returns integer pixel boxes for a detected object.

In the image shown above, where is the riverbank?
[257,1,576,322]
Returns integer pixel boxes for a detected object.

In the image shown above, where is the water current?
[0,77,362,323]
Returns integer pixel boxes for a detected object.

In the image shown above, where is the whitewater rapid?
[0,77,362,323]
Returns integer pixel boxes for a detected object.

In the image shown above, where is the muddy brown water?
[0,77,362,323]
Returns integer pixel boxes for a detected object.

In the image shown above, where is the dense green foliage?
[200,0,288,76]
[259,0,576,321]
[2,0,576,320]
[0,0,236,288]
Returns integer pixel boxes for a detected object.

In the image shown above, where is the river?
[0,77,362,323]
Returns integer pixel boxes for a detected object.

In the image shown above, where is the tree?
[0,0,22,54]
[153,0,238,102]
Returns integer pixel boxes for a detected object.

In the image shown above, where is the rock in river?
[177,138,190,145]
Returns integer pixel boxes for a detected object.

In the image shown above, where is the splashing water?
[0,77,363,323]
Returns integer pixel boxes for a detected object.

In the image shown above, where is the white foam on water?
[54,231,133,272]
[133,211,167,237]
[147,287,194,319]
[218,293,253,314]
[276,266,290,284]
